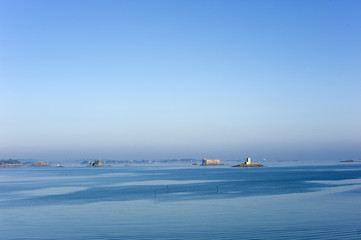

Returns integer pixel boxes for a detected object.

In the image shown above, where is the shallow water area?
[0,162,360,239]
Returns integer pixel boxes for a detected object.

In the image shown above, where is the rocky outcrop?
[340,160,360,163]
[88,159,104,167]
[233,163,264,167]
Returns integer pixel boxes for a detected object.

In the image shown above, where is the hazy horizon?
[1,1,360,162]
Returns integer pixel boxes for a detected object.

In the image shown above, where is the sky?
[0,0,360,162]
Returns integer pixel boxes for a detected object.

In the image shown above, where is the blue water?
[1,163,360,239]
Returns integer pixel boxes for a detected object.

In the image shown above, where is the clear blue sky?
[1,0,360,161]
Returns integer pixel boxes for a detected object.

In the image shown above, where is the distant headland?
[0,159,23,168]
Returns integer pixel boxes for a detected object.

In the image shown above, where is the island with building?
[233,157,264,167]
[201,158,222,165]
[31,161,50,167]
[88,159,104,167]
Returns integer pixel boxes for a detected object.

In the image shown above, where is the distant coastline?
[0,159,22,168]
[2,157,360,168]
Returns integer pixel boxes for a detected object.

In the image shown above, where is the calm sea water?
[0,162,360,239]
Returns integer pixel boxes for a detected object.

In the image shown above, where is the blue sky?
[1,0,360,161]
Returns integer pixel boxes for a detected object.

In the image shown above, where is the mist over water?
[1,163,360,239]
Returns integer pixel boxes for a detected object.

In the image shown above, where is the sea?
[0,161,360,240]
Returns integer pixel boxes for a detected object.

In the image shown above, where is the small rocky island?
[31,161,50,167]
[233,157,264,167]
[340,159,360,163]
[88,159,104,167]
